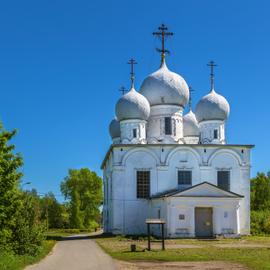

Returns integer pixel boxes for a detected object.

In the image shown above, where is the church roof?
[150,181,244,199]
[115,87,150,121]
[140,61,189,107]
[183,110,199,137]
[195,89,230,123]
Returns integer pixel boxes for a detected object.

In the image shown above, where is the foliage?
[40,192,69,229]
[251,172,270,211]
[0,123,45,256]
[61,168,103,229]
[0,240,55,270]
[251,210,270,235]
[250,172,270,235]
[11,190,45,256]
[0,125,23,247]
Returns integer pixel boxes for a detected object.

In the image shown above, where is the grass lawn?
[45,229,94,240]
[96,236,270,270]
[0,240,55,270]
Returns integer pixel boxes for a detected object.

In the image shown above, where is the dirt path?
[116,261,248,270]
[25,235,117,270]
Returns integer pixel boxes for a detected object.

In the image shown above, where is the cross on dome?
[153,24,174,65]
[188,86,195,110]
[207,60,217,90]
[127,58,137,88]
[119,86,127,95]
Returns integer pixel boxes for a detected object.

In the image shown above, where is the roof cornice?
[100,143,254,169]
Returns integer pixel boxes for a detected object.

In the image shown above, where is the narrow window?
[214,129,218,139]
[133,128,137,138]
[217,171,230,191]
[158,209,161,219]
[137,171,150,199]
[179,214,185,220]
[165,117,172,135]
[178,170,192,190]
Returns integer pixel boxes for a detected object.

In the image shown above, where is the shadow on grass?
[46,232,220,242]
[46,232,113,241]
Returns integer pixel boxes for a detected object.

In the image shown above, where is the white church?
[101,25,253,238]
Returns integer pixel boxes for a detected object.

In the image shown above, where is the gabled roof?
[150,181,244,199]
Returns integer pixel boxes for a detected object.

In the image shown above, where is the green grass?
[96,236,270,270]
[45,228,94,240]
[0,240,55,270]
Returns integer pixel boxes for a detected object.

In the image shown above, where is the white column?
[234,204,240,234]
[212,206,221,235]
[189,206,195,237]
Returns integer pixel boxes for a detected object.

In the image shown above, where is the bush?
[251,210,270,235]
[11,191,46,256]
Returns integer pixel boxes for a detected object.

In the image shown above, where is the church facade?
[101,25,253,238]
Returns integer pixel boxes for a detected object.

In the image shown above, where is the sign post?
[145,219,166,251]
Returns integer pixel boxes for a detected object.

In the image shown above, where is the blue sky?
[0,0,269,200]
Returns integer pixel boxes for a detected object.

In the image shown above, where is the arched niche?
[122,148,159,167]
[165,147,202,166]
[208,149,242,167]
[164,147,201,187]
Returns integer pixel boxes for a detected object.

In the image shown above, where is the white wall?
[199,120,225,144]
[120,119,147,144]
[167,197,240,237]
[147,105,184,144]
[103,144,251,236]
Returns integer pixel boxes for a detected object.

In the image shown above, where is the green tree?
[0,124,23,247]
[251,172,270,210]
[12,190,45,255]
[40,192,69,229]
[0,123,45,254]
[61,168,103,229]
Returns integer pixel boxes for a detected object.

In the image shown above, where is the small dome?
[183,110,199,137]
[115,88,150,121]
[140,62,189,107]
[109,119,120,139]
[195,89,230,122]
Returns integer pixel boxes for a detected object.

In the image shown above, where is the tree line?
[0,123,103,256]
[250,172,270,235]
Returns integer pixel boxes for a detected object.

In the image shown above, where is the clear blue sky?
[0,0,268,200]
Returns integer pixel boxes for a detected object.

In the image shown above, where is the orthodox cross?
[127,58,137,87]
[207,60,217,90]
[119,86,127,95]
[153,23,174,64]
[188,86,195,110]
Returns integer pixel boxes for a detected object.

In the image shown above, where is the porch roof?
[150,181,244,199]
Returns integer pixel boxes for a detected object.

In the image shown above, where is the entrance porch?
[149,182,243,238]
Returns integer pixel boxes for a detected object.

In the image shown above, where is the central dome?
[140,62,189,107]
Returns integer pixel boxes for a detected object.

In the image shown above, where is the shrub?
[11,191,45,256]
[251,210,270,235]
